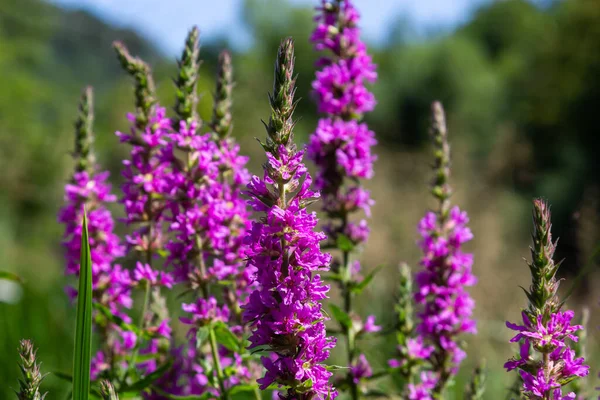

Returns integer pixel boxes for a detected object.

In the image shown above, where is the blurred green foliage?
[1,0,599,398]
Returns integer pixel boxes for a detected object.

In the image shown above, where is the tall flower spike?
[412,101,477,397]
[160,29,256,399]
[173,26,201,127]
[504,199,589,400]
[114,42,173,383]
[16,340,47,400]
[58,88,130,381]
[309,2,378,397]
[211,50,234,139]
[243,37,337,400]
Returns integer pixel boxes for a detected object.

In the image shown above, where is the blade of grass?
[73,210,93,400]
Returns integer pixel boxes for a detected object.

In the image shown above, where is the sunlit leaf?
[73,210,93,400]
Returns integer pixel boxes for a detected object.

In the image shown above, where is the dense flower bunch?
[505,199,589,399]
[243,38,336,400]
[309,0,377,246]
[158,30,256,398]
[308,1,379,397]
[58,88,139,381]
[399,102,477,398]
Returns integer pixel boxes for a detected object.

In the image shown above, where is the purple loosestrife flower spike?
[59,88,131,381]
[159,31,256,399]
[243,38,337,400]
[173,26,201,127]
[16,340,47,400]
[114,42,173,384]
[412,102,477,397]
[212,50,234,139]
[505,199,589,400]
[309,2,378,398]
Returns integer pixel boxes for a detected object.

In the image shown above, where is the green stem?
[252,384,263,400]
[342,249,359,400]
[209,326,229,400]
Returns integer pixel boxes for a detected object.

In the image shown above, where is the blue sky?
[50,0,490,55]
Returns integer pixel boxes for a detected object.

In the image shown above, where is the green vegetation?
[1,0,599,398]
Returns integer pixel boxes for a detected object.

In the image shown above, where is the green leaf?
[196,326,209,348]
[336,234,354,252]
[228,384,259,395]
[212,321,241,352]
[325,365,349,372]
[93,303,140,335]
[53,371,73,382]
[329,304,352,330]
[119,362,172,393]
[0,270,23,283]
[73,210,93,400]
[350,265,385,295]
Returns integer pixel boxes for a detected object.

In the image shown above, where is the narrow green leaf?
[73,210,93,400]
[119,362,172,393]
[350,265,385,294]
[93,303,141,336]
[0,270,23,283]
[336,234,354,252]
[196,326,210,348]
[228,384,259,395]
[212,321,241,352]
[329,304,352,330]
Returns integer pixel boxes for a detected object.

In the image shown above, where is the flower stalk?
[309,1,379,397]
[243,37,337,400]
[410,102,477,398]
[504,199,589,399]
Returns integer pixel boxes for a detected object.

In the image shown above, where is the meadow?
[1,0,599,399]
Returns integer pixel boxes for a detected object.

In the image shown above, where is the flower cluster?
[116,105,171,254]
[504,199,589,399]
[309,2,378,396]
[243,38,336,400]
[111,42,175,383]
[311,0,377,118]
[409,102,477,397]
[58,88,137,382]
[309,0,377,247]
[156,32,256,398]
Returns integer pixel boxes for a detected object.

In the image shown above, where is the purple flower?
[362,315,382,333]
[116,106,172,256]
[414,206,477,376]
[350,354,372,384]
[506,311,582,350]
[406,372,438,400]
[505,199,589,399]
[244,38,336,400]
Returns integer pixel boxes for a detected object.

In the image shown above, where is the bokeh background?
[0,0,599,397]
